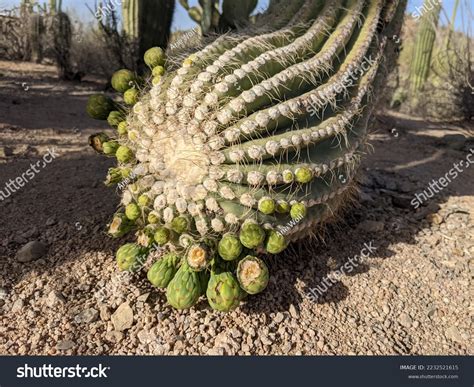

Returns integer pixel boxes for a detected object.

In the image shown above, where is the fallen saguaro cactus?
[87,0,406,311]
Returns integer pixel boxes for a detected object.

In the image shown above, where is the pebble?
[56,340,75,350]
[11,299,24,312]
[399,313,412,328]
[16,241,47,263]
[274,312,284,323]
[46,290,66,307]
[289,304,299,318]
[445,326,463,344]
[357,220,385,233]
[75,308,99,324]
[111,303,134,331]
[105,331,124,343]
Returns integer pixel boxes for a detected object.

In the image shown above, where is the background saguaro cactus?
[122,0,175,66]
[88,0,407,312]
[409,0,442,92]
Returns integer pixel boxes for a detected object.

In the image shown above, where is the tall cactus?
[409,0,441,92]
[122,0,175,63]
[87,0,406,312]
[179,0,258,34]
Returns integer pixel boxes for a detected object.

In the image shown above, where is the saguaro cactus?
[122,0,175,61]
[88,0,406,311]
[409,0,441,92]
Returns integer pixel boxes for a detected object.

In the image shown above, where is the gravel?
[0,61,472,356]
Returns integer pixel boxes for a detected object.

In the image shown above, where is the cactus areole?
[88,0,406,311]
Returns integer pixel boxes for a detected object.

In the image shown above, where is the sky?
[0,0,468,32]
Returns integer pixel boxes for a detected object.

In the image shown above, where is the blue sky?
[0,0,467,31]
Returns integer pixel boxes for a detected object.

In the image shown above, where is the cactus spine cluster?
[409,0,441,92]
[88,0,406,311]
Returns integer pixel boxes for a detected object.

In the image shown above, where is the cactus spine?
[409,0,441,92]
[88,0,406,311]
[122,0,175,62]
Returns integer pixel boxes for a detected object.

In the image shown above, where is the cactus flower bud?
[218,233,243,261]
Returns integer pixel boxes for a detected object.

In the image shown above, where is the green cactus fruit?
[105,167,124,186]
[138,194,151,207]
[218,233,243,261]
[115,145,134,163]
[166,263,201,309]
[206,271,243,312]
[152,76,162,86]
[147,253,181,288]
[88,132,109,153]
[290,203,307,220]
[295,166,313,183]
[116,243,147,272]
[107,111,124,128]
[258,197,276,215]
[276,200,290,214]
[124,88,139,105]
[111,69,136,93]
[117,121,128,136]
[265,230,287,254]
[144,47,166,69]
[171,216,190,234]
[147,211,160,224]
[239,222,265,249]
[86,94,114,120]
[152,65,165,77]
[103,141,119,155]
[236,256,269,295]
[125,203,141,221]
[108,213,133,237]
[154,226,170,245]
[186,244,210,272]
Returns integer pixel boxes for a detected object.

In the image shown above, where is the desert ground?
[0,60,472,355]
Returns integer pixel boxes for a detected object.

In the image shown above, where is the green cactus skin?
[147,253,181,288]
[116,243,146,272]
[206,270,243,312]
[103,141,119,155]
[124,88,140,105]
[236,256,269,295]
[166,263,202,309]
[410,0,441,92]
[125,203,141,221]
[86,95,115,120]
[88,0,407,311]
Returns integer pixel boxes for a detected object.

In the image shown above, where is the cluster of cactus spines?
[409,0,441,92]
[122,0,175,61]
[87,0,405,311]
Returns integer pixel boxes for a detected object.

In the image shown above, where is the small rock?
[46,290,66,307]
[391,193,414,209]
[74,308,99,324]
[111,302,134,331]
[207,347,224,356]
[274,312,284,323]
[230,328,242,339]
[56,340,75,350]
[289,304,299,318]
[45,217,57,226]
[399,313,412,328]
[137,293,150,303]
[105,330,124,343]
[426,213,443,225]
[357,220,384,233]
[99,304,111,321]
[0,287,7,300]
[445,326,463,344]
[16,241,47,263]
[11,299,24,312]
